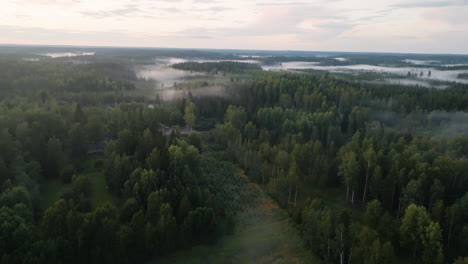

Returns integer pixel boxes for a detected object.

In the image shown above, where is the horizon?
[2,43,468,57]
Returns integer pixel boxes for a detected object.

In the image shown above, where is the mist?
[135,58,232,101]
[374,110,468,136]
[158,86,225,101]
[40,51,95,58]
[264,62,468,87]
[136,64,207,88]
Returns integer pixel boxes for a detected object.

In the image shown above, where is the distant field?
[152,182,317,264]
[87,171,113,208]
[40,180,68,209]
[40,170,112,209]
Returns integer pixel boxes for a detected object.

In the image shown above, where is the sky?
[1,0,468,54]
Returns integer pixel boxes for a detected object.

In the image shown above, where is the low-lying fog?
[262,61,320,70]
[40,52,95,58]
[158,86,225,101]
[137,57,468,94]
[136,65,207,88]
[136,58,229,101]
[264,62,468,84]
[154,57,260,65]
[375,111,468,136]
[369,79,449,89]
[403,59,439,65]
[334,58,348,62]
[136,56,260,87]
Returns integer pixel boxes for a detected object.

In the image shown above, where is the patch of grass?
[40,170,113,210]
[40,180,68,209]
[152,190,317,264]
[86,171,113,208]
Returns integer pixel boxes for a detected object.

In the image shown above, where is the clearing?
[40,170,113,209]
[155,180,317,264]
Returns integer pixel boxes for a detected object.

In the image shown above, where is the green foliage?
[0,204,34,263]
[172,61,261,73]
[225,105,247,130]
[0,186,32,209]
[85,115,105,143]
[400,204,435,260]
[209,70,468,263]
[338,150,359,202]
[184,100,197,130]
[105,153,133,194]
[45,137,65,179]
[454,257,468,264]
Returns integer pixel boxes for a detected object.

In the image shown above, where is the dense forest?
[172,61,262,73]
[214,72,468,263]
[0,54,467,264]
[458,73,468,80]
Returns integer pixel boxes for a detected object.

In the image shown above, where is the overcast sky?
[2,0,468,54]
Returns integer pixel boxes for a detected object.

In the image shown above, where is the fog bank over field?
[136,65,206,88]
[135,56,468,90]
[154,57,260,66]
[380,79,448,89]
[265,62,468,85]
[403,59,439,65]
[262,61,320,70]
[158,86,225,101]
[137,57,260,88]
[135,58,230,101]
[374,111,468,136]
[40,52,95,58]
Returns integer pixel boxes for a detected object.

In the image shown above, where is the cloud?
[427,30,468,51]
[2,0,468,53]
[255,1,317,6]
[423,6,468,25]
[191,0,220,2]
[199,6,232,12]
[79,4,144,18]
[392,0,468,9]
[18,0,81,7]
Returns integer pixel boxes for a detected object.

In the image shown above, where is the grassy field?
[40,170,113,209]
[153,182,318,264]
[40,179,68,209]
[87,171,113,208]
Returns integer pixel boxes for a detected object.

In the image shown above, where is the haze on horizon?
[2,0,468,54]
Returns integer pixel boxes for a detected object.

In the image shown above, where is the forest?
[172,61,262,73]
[458,73,468,80]
[0,51,467,264]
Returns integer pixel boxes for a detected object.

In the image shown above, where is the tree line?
[172,61,262,73]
